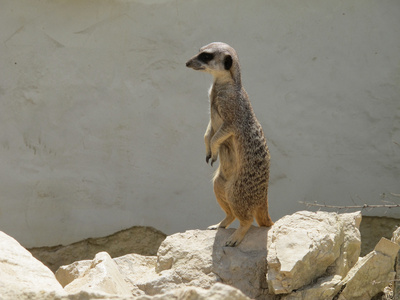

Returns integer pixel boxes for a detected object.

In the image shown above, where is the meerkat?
[186,42,274,247]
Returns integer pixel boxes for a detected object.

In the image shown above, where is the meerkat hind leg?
[208,174,236,230]
[255,205,274,227]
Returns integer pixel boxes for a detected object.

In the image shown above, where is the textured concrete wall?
[0,0,399,247]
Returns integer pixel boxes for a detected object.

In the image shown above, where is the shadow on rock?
[212,226,277,300]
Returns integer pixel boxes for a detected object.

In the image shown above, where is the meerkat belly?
[218,137,239,179]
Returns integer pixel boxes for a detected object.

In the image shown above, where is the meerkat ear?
[224,55,233,70]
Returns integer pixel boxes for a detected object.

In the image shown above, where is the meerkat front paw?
[206,153,218,166]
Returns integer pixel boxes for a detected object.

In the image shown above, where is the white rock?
[142,229,218,295]
[114,253,158,296]
[56,259,92,287]
[338,237,399,300]
[56,253,158,296]
[57,211,363,299]
[59,227,271,299]
[155,229,216,281]
[56,260,251,300]
[331,211,362,277]
[282,275,342,300]
[57,211,392,300]
[63,251,132,296]
[391,226,400,245]
[284,212,362,300]
[61,290,135,300]
[7,209,398,300]
[391,226,400,300]
[0,231,66,299]
[266,211,361,294]
[135,283,252,300]
[155,227,272,299]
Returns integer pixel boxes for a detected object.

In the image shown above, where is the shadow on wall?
[359,216,400,256]
[28,226,166,272]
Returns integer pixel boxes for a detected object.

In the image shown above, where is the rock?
[337,237,399,300]
[266,211,361,294]
[29,226,166,272]
[56,252,251,299]
[56,259,92,287]
[61,284,250,300]
[155,229,217,284]
[114,254,159,296]
[133,229,218,296]
[60,284,250,300]
[212,227,272,299]
[59,227,271,299]
[391,226,400,245]
[56,253,163,297]
[57,211,364,299]
[10,209,397,300]
[62,252,132,296]
[391,227,400,299]
[153,227,272,299]
[331,211,362,277]
[0,231,66,299]
[135,283,251,300]
[61,290,135,300]
[281,275,342,300]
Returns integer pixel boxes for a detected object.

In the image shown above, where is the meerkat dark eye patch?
[224,55,233,70]
[198,52,214,63]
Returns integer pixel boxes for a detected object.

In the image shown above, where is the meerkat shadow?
[211,225,271,293]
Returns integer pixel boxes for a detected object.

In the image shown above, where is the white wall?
[0,0,399,247]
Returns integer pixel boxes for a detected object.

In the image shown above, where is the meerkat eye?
[198,52,214,63]
[224,55,233,70]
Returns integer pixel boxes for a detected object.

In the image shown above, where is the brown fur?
[186,42,273,246]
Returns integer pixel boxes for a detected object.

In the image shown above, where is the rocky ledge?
[1,211,399,300]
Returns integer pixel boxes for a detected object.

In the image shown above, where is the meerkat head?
[186,42,241,84]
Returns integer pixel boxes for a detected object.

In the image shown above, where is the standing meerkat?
[186,42,274,247]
